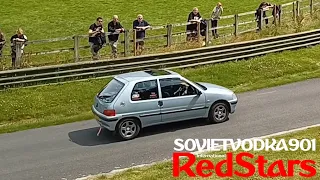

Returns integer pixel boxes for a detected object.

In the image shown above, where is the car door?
[129,79,162,127]
[159,77,206,123]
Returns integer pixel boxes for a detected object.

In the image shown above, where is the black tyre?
[116,118,141,140]
[207,102,230,124]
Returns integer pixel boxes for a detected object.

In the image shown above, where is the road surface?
[0,78,319,180]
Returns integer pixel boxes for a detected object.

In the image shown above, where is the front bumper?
[91,105,119,131]
[228,99,238,114]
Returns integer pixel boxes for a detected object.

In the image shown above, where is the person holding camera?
[88,17,106,60]
[108,15,124,58]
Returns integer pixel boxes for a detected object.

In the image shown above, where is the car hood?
[196,82,233,94]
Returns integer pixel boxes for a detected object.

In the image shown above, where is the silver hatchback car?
[92,69,238,140]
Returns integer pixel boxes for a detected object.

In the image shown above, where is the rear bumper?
[91,105,119,131]
[228,99,238,114]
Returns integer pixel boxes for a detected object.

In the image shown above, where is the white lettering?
[195,139,207,152]
[253,139,265,151]
[173,138,184,151]
[275,139,289,151]
[185,139,196,151]
[210,139,221,151]
[241,139,253,151]
[230,139,242,151]
[311,139,316,151]
[300,139,311,151]
[288,139,299,151]
[265,139,277,151]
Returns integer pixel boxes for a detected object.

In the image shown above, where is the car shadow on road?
[68,118,211,146]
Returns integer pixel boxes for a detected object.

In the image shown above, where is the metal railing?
[1,28,320,90]
[0,0,319,70]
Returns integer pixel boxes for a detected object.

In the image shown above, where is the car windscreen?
[98,78,125,103]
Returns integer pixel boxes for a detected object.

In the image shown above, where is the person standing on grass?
[255,2,273,31]
[88,17,106,60]
[133,14,151,55]
[108,15,125,58]
[10,28,27,69]
[211,2,223,38]
[0,29,6,59]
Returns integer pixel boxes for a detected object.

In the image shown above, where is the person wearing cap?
[10,28,28,68]
[133,14,151,55]
[108,15,125,58]
[211,2,223,38]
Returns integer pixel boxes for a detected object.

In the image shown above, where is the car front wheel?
[116,118,141,140]
[207,102,229,123]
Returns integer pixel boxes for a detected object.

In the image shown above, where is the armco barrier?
[1,29,320,90]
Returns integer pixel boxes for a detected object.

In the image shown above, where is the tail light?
[103,109,116,116]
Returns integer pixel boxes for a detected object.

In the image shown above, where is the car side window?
[131,80,159,101]
[159,78,198,98]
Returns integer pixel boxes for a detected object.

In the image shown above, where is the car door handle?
[158,100,163,107]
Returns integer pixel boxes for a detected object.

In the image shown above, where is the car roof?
[114,69,182,83]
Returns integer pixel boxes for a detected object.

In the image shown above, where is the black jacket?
[108,21,124,41]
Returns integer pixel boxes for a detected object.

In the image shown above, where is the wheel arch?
[210,99,231,113]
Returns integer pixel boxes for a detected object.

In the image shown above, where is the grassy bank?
[93,126,320,180]
[0,43,320,134]
[0,0,313,69]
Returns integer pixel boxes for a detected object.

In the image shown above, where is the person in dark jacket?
[133,14,151,55]
[255,2,273,31]
[186,7,202,41]
[10,28,28,68]
[88,17,106,60]
[108,15,124,58]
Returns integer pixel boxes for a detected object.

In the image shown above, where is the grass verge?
[0,45,320,134]
[92,126,320,180]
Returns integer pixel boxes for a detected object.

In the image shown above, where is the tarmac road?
[0,78,319,180]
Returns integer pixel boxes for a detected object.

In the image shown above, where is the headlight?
[232,93,237,100]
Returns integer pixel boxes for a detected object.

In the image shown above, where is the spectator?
[108,15,125,58]
[255,2,273,31]
[88,17,106,60]
[186,7,202,41]
[0,29,5,59]
[272,5,281,24]
[211,2,223,38]
[10,28,27,69]
[133,14,151,55]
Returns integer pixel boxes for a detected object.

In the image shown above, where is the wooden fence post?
[14,41,22,69]
[234,14,239,36]
[73,35,80,62]
[166,24,173,47]
[133,29,137,56]
[124,30,129,57]
[296,0,300,18]
[310,0,314,16]
[205,19,210,46]
[293,2,296,22]
[279,5,282,25]
[197,21,201,42]
[273,4,277,26]
[259,9,263,31]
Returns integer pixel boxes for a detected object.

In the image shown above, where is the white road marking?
[75,123,320,180]
[257,90,276,95]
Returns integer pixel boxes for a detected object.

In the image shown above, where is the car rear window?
[98,78,125,103]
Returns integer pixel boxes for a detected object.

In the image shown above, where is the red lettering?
[196,160,214,177]
[299,160,316,177]
[255,155,268,177]
[267,160,287,177]
[215,152,233,177]
[235,152,255,177]
[287,160,301,177]
[172,152,196,177]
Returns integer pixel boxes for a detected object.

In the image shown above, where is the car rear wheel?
[116,118,141,140]
[207,102,229,123]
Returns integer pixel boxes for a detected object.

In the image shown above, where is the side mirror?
[197,90,202,96]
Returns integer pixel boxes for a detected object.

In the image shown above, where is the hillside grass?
[93,126,320,180]
[0,43,320,134]
[0,0,311,69]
